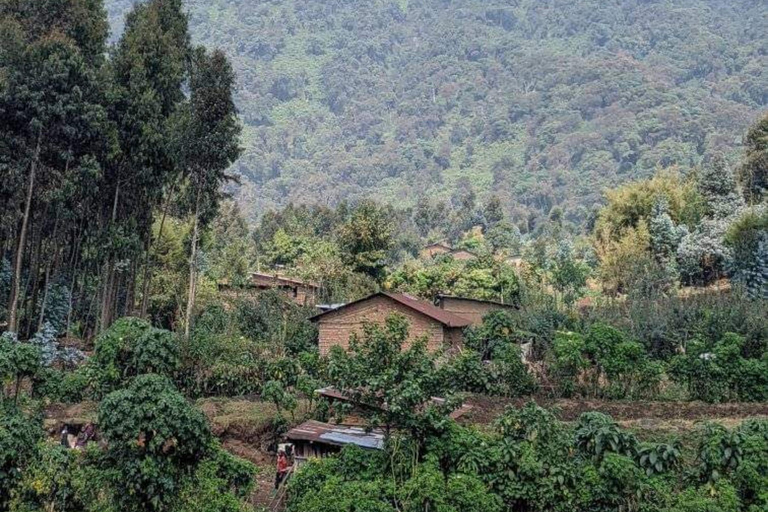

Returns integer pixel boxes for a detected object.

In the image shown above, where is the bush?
[0,404,44,510]
[90,318,179,394]
[98,374,212,512]
[669,333,767,403]
[33,368,89,403]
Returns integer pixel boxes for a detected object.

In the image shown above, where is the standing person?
[60,426,70,448]
[274,450,289,489]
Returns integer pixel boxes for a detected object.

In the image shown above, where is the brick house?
[220,272,319,306]
[436,295,519,326]
[249,272,319,306]
[311,292,471,356]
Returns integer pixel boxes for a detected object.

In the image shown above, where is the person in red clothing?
[274,450,290,489]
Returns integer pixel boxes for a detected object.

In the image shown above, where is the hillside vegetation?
[105,0,768,223]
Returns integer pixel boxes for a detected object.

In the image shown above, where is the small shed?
[310,292,471,356]
[246,272,319,306]
[284,420,385,464]
[436,295,519,327]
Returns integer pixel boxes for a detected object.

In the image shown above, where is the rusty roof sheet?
[250,272,320,289]
[285,420,384,450]
[309,292,471,328]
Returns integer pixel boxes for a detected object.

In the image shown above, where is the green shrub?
[0,404,44,510]
[98,374,212,512]
[90,318,179,395]
[669,333,767,403]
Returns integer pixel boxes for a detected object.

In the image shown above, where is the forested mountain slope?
[107,0,768,223]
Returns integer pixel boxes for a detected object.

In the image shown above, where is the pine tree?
[649,197,678,262]
[726,210,768,299]
[699,156,744,219]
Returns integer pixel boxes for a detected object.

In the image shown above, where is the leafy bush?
[98,374,212,512]
[0,336,42,403]
[89,317,179,394]
[669,333,768,403]
[0,404,44,510]
[575,412,638,461]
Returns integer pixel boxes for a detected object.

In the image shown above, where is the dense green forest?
[106,0,768,224]
[2,1,768,512]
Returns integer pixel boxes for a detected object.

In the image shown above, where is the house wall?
[450,250,476,261]
[420,245,451,259]
[444,327,465,352]
[316,295,447,356]
[438,297,514,327]
[249,274,317,306]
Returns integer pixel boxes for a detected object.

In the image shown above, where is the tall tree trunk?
[36,210,60,332]
[99,180,121,333]
[8,132,41,333]
[184,190,201,340]
[140,186,174,318]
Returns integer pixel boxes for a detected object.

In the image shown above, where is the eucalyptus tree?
[0,12,110,334]
[170,46,241,338]
[99,0,189,330]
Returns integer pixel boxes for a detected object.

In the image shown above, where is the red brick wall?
[316,295,447,356]
[438,297,514,326]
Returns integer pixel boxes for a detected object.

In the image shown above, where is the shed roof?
[285,420,384,450]
[309,292,471,328]
[250,272,319,289]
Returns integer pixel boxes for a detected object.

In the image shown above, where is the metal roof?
[310,292,471,328]
[251,272,320,289]
[285,420,384,450]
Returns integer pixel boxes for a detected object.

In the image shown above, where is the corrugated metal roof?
[251,272,319,289]
[285,420,384,450]
[310,292,471,328]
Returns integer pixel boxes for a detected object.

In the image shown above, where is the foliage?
[102,0,767,226]
[327,314,454,442]
[337,200,394,282]
[89,317,179,395]
[574,412,638,461]
[548,240,590,306]
[669,333,768,403]
[738,113,768,204]
[0,404,44,511]
[549,324,662,399]
[98,374,212,512]
[388,255,521,306]
[725,209,768,299]
[0,335,42,403]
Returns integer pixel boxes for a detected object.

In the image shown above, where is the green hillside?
[107,0,768,224]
